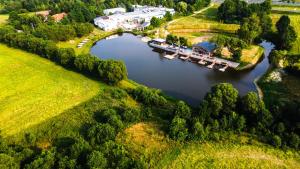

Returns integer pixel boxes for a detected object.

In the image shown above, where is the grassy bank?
[118,122,300,169]
[0,44,101,137]
[57,28,113,54]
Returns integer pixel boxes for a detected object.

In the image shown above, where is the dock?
[149,42,240,70]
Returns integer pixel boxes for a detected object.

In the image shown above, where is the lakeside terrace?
[149,39,240,71]
[94,6,175,31]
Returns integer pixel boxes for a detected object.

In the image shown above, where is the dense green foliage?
[166,34,188,46]
[0,0,210,16]
[0,26,127,84]
[217,0,271,24]
[211,35,247,61]
[166,83,299,150]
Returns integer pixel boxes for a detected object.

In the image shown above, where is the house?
[52,12,67,22]
[94,5,175,31]
[103,8,126,15]
[193,42,216,55]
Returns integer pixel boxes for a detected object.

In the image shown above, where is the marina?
[91,33,273,105]
[148,38,239,71]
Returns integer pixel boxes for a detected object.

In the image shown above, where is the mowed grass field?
[167,5,239,43]
[0,44,101,136]
[119,122,300,169]
[271,9,300,54]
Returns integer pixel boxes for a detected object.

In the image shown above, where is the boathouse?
[192,42,216,56]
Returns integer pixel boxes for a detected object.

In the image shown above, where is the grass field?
[0,44,101,137]
[57,28,113,54]
[119,122,300,169]
[0,14,8,26]
[270,10,300,54]
[158,141,300,169]
[166,5,239,44]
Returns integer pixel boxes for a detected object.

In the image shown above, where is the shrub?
[87,123,116,145]
[131,87,167,106]
[169,116,188,141]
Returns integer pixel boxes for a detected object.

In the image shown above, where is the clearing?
[0,44,101,136]
[119,122,300,169]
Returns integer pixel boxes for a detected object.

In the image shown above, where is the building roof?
[153,38,166,43]
[52,12,67,22]
[194,42,216,53]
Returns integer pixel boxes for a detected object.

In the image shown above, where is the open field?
[166,5,239,43]
[0,14,8,26]
[119,122,300,169]
[270,11,300,54]
[158,141,300,169]
[0,44,101,137]
[57,28,113,54]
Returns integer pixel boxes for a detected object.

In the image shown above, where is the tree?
[174,101,191,119]
[150,17,161,27]
[289,133,299,149]
[24,150,56,169]
[271,135,282,148]
[169,116,188,141]
[238,14,262,44]
[275,15,297,50]
[98,60,127,84]
[87,151,107,169]
[259,13,272,37]
[87,123,116,145]
[0,154,19,169]
[192,121,206,140]
[165,11,173,21]
[176,1,188,15]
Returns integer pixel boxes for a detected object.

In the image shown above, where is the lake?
[91,33,274,106]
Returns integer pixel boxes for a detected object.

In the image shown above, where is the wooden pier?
[149,41,240,71]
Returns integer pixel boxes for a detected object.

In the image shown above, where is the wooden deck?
[149,42,240,69]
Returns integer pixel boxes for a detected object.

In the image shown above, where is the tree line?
[1,0,211,16]
[0,26,127,84]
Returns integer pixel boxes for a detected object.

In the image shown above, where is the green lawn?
[0,44,101,137]
[119,122,300,169]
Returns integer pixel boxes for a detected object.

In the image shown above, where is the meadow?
[270,8,300,54]
[0,44,101,137]
[166,5,239,43]
[119,122,300,169]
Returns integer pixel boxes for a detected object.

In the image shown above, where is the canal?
[91,33,274,106]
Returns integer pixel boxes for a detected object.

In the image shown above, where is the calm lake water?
[91,33,274,106]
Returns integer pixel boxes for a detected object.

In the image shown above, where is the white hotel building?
[94,5,175,31]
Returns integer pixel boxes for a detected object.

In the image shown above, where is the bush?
[87,123,116,145]
[169,116,188,141]
[98,60,128,84]
[131,87,167,106]
[87,151,107,169]
[271,135,282,148]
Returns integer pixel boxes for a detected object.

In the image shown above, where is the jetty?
[149,38,239,71]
